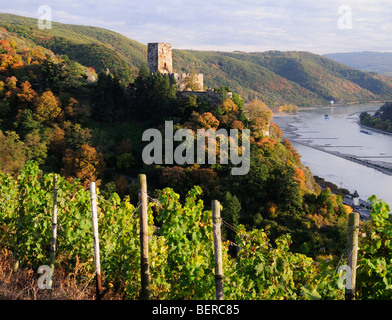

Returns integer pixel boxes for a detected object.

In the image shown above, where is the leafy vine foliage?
[356,196,392,299]
[0,162,391,299]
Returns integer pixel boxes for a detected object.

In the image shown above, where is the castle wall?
[147,42,203,92]
[173,73,204,91]
[177,89,222,108]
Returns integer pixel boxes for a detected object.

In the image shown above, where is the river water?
[274,104,392,206]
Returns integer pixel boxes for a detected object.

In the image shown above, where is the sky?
[1,0,392,54]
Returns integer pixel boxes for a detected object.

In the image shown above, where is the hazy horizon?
[1,1,392,55]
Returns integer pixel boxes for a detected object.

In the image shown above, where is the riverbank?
[273,113,392,177]
[357,121,392,137]
[291,138,392,176]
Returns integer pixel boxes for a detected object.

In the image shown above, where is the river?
[273,104,392,206]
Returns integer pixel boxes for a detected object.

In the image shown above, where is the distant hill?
[324,51,392,77]
[205,50,392,105]
[0,13,147,82]
[2,13,392,106]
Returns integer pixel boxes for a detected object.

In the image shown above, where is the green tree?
[221,191,241,226]
[270,164,303,211]
[130,66,177,123]
[63,121,92,149]
[42,56,62,93]
[92,70,127,122]
[24,129,48,165]
[0,130,26,176]
[129,64,151,121]
[221,191,242,241]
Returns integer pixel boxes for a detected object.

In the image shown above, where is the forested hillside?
[324,51,392,77]
[2,13,392,106]
[0,22,351,257]
[360,101,392,133]
[1,13,392,300]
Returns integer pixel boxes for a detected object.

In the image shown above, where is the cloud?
[1,0,392,53]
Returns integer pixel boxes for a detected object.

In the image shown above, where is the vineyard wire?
[147,195,162,208]
[80,190,354,298]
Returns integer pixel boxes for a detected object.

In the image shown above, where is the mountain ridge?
[324,51,392,77]
[1,13,392,106]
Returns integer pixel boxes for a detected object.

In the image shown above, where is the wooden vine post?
[49,174,58,289]
[345,211,359,300]
[138,174,150,300]
[14,183,26,273]
[90,181,102,300]
[212,200,224,300]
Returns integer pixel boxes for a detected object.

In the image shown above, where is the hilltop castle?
[147,43,204,92]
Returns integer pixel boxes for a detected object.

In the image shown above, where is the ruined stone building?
[147,43,204,92]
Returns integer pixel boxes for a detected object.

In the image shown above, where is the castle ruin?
[147,43,204,92]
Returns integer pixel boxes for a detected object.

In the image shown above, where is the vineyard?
[0,161,392,300]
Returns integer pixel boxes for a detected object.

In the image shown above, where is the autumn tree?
[16,81,38,107]
[5,76,17,91]
[278,104,299,114]
[220,99,239,115]
[63,97,80,119]
[218,99,239,128]
[61,144,106,188]
[47,124,67,171]
[243,99,272,138]
[0,53,14,72]
[0,80,4,97]
[3,79,37,117]
[33,91,62,124]
[159,166,188,193]
[243,99,272,122]
[188,112,220,130]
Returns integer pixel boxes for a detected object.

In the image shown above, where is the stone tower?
[147,43,173,74]
[147,42,204,92]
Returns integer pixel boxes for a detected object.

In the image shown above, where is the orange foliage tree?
[48,125,67,160]
[34,91,62,123]
[61,144,106,188]
[14,81,38,109]
[196,112,220,129]
[220,99,239,115]
[3,78,38,110]
[0,53,13,72]
[218,99,240,128]
[243,99,272,139]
